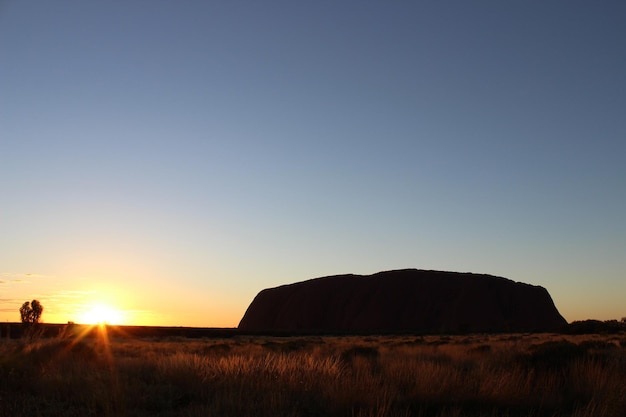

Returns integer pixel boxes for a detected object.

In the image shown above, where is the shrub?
[566,320,626,335]
[525,340,586,370]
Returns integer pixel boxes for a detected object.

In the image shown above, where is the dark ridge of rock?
[238,269,567,333]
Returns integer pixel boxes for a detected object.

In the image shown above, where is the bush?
[566,320,626,335]
[525,340,586,370]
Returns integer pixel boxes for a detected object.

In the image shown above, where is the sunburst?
[79,304,124,325]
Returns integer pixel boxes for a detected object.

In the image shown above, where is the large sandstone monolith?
[238,269,567,333]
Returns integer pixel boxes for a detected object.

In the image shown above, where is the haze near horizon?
[1,1,625,327]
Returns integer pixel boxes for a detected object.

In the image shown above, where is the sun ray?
[78,304,124,325]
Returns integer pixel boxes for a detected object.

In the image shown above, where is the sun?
[79,304,124,325]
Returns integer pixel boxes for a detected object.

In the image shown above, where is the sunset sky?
[2,1,625,327]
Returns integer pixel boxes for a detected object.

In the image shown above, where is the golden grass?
[0,330,624,416]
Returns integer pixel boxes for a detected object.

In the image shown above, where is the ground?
[1,328,625,416]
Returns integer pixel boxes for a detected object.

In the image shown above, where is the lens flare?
[79,304,124,325]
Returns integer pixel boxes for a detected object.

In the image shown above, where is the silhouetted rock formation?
[238,269,567,333]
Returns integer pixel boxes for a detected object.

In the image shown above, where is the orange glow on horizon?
[78,303,125,325]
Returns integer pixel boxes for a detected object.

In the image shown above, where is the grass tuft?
[1,332,625,416]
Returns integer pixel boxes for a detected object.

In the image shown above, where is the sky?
[1,1,625,327]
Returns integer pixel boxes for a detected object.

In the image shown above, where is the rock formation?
[238,269,567,333]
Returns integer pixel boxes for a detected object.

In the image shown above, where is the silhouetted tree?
[566,319,625,334]
[19,299,44,324]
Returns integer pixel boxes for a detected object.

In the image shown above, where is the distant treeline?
[1,320,624,340]
[564,319,626,335]
[0,323,240,340]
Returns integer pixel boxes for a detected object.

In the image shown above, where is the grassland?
[1,327,625,416]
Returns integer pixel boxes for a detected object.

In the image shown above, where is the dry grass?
[1,329,625,416]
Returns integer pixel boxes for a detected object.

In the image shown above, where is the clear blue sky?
[1,1,625,326]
